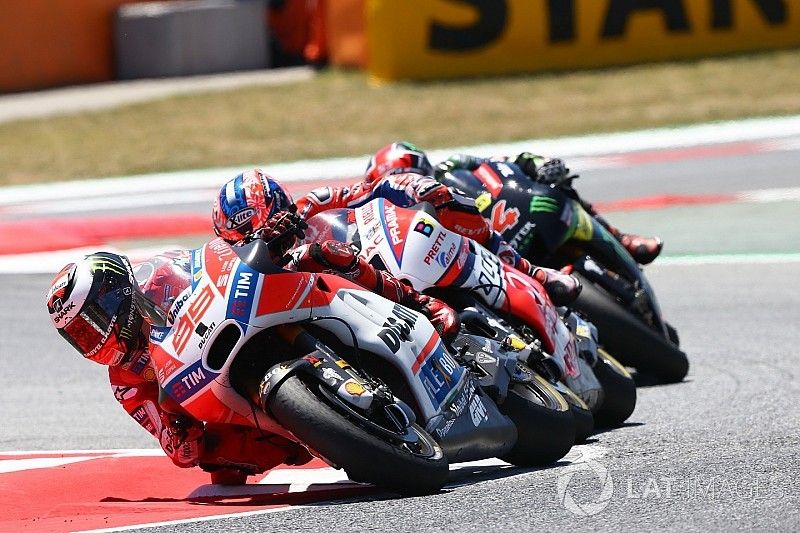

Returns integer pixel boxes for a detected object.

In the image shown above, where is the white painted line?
[655,253,800,266]
[737,187,800,203]
[260,467,358,493]
[2,115,800,208]
[0,245,189,275]
[0,448,162,456]
[0,456,114,474]
[9,190,217,215]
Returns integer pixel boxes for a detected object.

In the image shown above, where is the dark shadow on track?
[591,421,645,436]
[632,371,693,388]
[100,459,573,508]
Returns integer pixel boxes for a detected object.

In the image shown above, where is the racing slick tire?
[268,375,449,496]
[499,373,575,467]
[572,273,689,383]
[592,349,637,428]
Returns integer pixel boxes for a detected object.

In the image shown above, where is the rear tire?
[666,322,680,346]
[592,349,637,428]
[268,375,448,495]
[572,273,689,383]
[499,374,575,467]
[553,382,594,443]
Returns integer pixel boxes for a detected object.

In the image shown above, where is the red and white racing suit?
[295,171,539,275]
[111,250,306,477]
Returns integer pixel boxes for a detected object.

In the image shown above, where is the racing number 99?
[172,285,214,354]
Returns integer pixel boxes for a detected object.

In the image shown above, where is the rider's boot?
[210,468,248,485]
[593,213,663,265]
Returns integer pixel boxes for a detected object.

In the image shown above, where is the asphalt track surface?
[1,147,798,531]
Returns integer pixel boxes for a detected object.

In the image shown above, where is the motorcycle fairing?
[152,237,474,429]
[446,162,574,256]
[318,286,468,421]
[442,162,670,335]
[317,282,515,461]
[353,199,574,362]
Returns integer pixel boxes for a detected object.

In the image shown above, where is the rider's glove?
[259,209,308,256]
[433,161,455,181]
[447,154,485,171]
[160,413,204,468]
[530,266,582,307]
[535,157,570,185]
[407,292,458,341]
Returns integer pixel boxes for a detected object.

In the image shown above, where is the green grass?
[2,48,800,186]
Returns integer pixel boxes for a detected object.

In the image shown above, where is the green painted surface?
[603,201,800,256]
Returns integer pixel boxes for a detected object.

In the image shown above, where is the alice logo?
[414,219,435,237]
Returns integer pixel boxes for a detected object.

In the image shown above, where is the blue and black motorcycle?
[438,159,688,384]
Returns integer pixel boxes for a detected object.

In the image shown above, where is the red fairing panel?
[502,265,557,354]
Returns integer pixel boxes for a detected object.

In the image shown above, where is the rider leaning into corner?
[299,141,660,266]
[222,145,584,308]
[45,251,314,485]
[435,145,663,265]
[45,171,460,485]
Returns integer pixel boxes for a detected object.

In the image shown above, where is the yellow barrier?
[367,0,800,81]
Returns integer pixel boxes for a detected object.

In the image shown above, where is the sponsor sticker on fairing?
[417,342,464,407]
[469,395,488,426]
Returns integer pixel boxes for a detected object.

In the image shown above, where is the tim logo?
[414,219,435,237]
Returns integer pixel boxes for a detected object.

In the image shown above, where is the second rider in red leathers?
[288,142,581,306]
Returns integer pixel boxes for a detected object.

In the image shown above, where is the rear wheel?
[592,349,637,428]
[553,381,594,443]
[499,373,575,467]
[666,322,680,346]
[268,375,448,495]
[572,273,689,383]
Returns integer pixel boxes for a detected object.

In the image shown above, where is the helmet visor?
[59,286,136,364]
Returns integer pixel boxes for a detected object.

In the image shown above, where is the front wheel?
[268,375,448,495]
[499,374,575,467]
[592,349,637,428]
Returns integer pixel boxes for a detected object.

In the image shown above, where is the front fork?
[258,324,417,435]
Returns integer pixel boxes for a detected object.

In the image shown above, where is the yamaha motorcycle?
[438,160,688,383]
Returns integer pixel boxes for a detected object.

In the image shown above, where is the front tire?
[592,349,637,428]
[268,375,449,495]
[572,273,689,383]
[499,374,575,467]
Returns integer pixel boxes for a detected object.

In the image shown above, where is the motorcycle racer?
[245,143,581,306]
[212,169,458,337]
[45,251,311,485]
[440,152,663,265]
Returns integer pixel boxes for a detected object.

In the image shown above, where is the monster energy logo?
[87,255,128,276]
[529,196,559,213]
